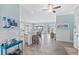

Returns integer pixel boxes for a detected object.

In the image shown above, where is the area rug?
[64,47,78,55]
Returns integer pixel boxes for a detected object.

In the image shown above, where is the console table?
[0,40,23,55]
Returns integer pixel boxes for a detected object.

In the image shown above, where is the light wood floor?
[23,34,78,55]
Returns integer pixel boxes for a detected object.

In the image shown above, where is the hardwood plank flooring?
[23,34,78,55]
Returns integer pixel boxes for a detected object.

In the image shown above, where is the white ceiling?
[20,4,78,23]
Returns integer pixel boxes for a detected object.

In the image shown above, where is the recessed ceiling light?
[32,11,34,14]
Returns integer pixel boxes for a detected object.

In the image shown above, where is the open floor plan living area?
[0,4,78,55]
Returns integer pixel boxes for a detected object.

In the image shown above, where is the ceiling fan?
[42,4,61,13]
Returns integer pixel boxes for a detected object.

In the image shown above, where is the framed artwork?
[57,24,69,29]
[3,17,18,28]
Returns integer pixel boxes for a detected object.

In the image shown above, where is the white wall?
[74,6,79,49]
[56,14,74,42]
[0,4,20,42]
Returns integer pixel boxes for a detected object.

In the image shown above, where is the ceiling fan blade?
[53,6,61,9]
